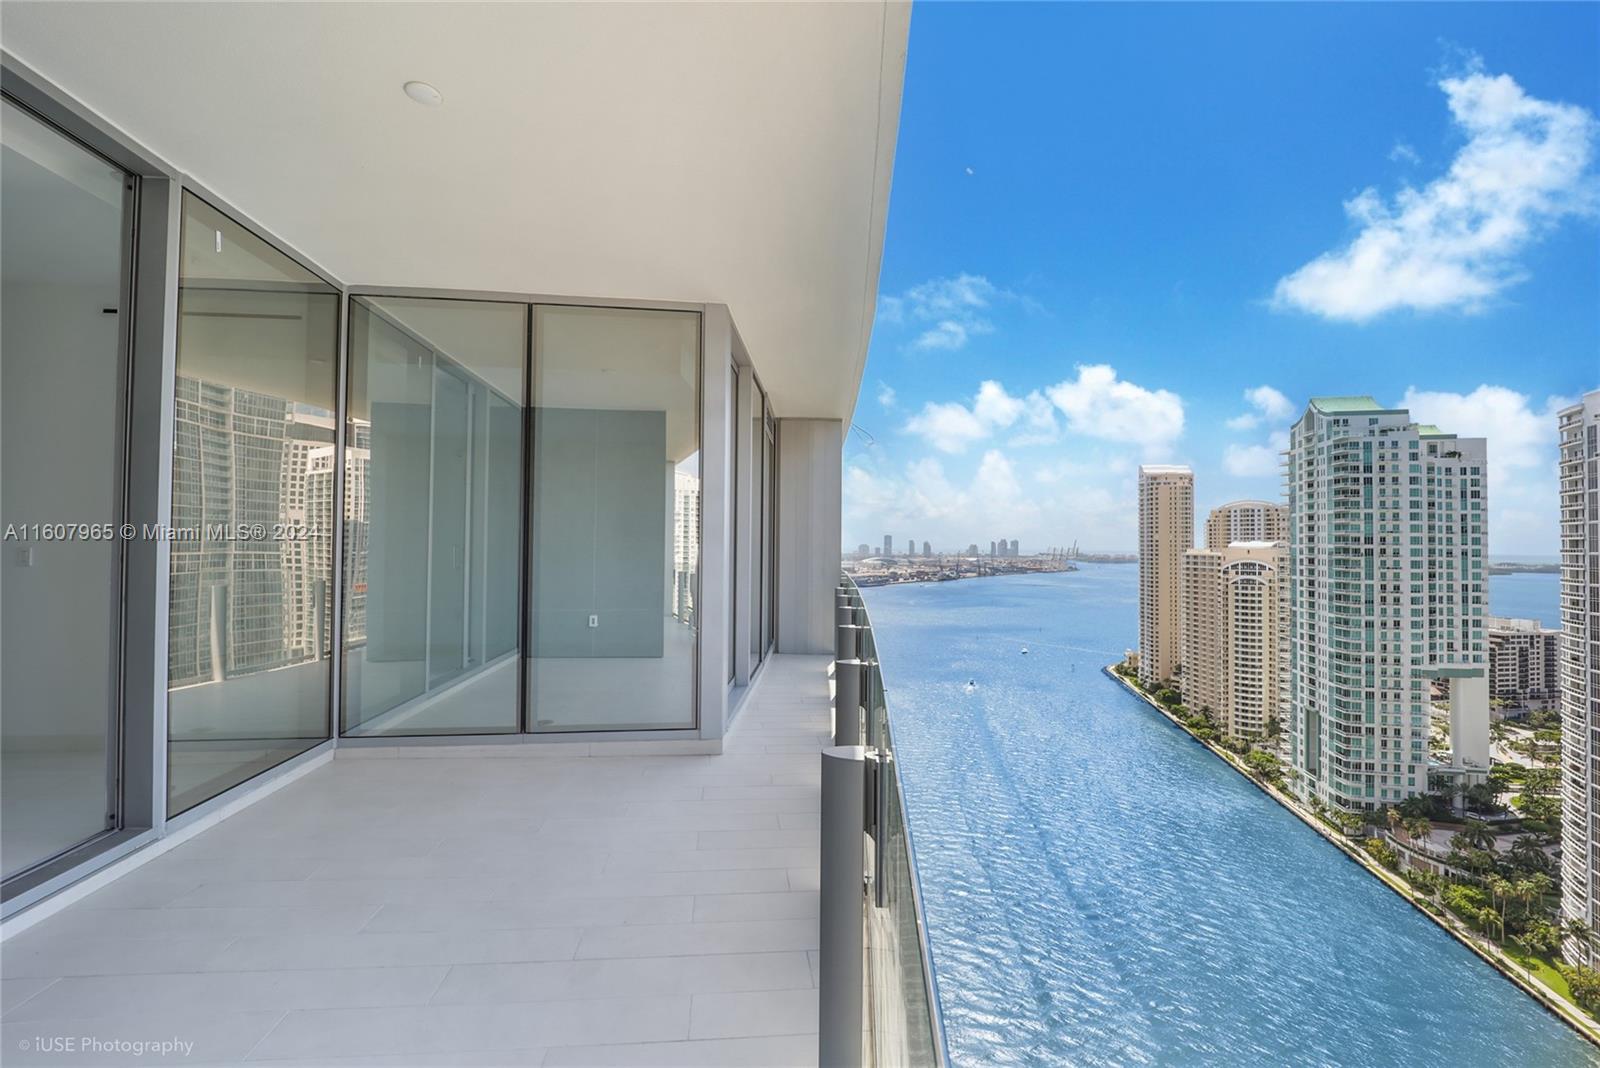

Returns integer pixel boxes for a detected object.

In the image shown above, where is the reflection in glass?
[342,297,525,735]
[166,194,336,815]
[528,306,700,731]
[763,404,776,656]
[1,99,128,877]
[750,384,766,663]
[728,362,738,684]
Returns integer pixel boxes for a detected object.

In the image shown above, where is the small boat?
[1020,645,1029,655]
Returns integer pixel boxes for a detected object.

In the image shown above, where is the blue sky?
[846,2,1600,556]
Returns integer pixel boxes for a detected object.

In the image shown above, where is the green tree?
[1464,782,1503,814]
[1518,919,1561,957]
[1460,819,1496,852]
[1557,963,1600,1015]
[1509,835,1553,874]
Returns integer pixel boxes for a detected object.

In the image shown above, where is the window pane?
[166,194,337,815]
[343,297,525,736]
[750,384,765,662]
[728,362,737,683]
[528,306,699,731]
[765,410,777,654]
[1,99,127,877]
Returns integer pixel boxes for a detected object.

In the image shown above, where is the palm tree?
[1510,834,1552,874]
[1564,918,1592,947]
[1487,875,1513,925]
[1461,819,1496,852]
[1523,873,1554,918]
[1385,807,1402,835]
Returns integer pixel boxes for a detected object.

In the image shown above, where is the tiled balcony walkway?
[1,655,833,1066]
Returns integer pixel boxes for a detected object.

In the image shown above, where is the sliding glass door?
[526,306,701,732]
[166,193,338,815]
[0,98,131,878]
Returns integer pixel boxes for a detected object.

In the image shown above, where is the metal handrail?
[839,573,949,1068]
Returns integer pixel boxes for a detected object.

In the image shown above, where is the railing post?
[837,622,866,662]
[820,745,866,1068]
[834,658,864,747]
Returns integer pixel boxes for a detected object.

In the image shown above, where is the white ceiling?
[1,1,909,420]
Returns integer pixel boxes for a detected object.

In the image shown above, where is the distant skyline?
[846,2,1599,556]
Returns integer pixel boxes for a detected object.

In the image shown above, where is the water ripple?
[867,566,1596,1068]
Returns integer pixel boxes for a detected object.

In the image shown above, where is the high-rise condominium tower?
[1138,465,1194,687]
[1287,398,1489,811]
[1181,541,1288,741]
[1206,499,1288,550]
[1559,391,1600,965]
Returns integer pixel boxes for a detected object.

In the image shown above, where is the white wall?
[775,418,842,655]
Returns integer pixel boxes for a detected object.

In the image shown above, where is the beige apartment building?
[1138,465,1194,686]
[1559,390,1600,966]
[1205,499,1288,550]
[1182,540,1288,741]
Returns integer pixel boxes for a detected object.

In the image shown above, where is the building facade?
[1287,397,1489,811]
[1138,465,1194,687]
[1560,391,1600,965]
[1486,616,1561,717]
[1182,541,1288,741]
[1206,499,1288,550]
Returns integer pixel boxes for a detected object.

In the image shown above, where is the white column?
[699,305,732,741]
[776,418,843,654]
[733,363,755,685]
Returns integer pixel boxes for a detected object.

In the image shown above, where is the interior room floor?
[0,654,831,1067]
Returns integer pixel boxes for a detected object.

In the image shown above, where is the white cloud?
[1274,64,1598,321]
[904,400,989,454]
[843,450,1131,552]
[904,380,1057,454]
[915,320,989,351]
[1397,384,1578,555]
[876,383,897,409]
[905,274,996,318]
[1398,384,1567,478]
[878,273,1000,351]
[1225,384,1294,434]
[1244,385,1294,421]
[1044,364,1184,454]
[1390,142,1421,166]
[1223,431,1290,478]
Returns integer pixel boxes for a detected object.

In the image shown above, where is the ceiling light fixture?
[403,81,443,106]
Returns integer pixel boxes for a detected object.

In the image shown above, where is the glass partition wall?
[340,300,703,737]
[167,193,339,815]
[342,297,525,736]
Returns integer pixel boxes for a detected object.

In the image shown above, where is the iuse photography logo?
[18,1035,195,1058]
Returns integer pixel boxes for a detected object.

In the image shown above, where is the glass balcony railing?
[823,574,947,1068]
